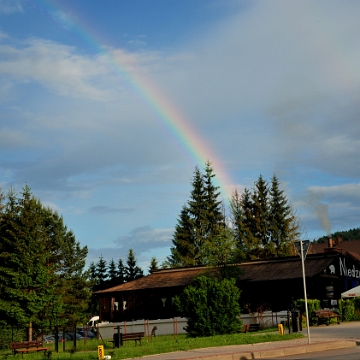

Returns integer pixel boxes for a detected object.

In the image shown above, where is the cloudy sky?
[1,0,360,271]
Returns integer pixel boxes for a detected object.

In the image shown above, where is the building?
[94,247,360,323]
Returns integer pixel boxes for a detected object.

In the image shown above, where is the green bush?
[339,299,355,321]
[295,299,320,325]
[174,276,242,337]
[0,326,24,350]
[353,297,360,311]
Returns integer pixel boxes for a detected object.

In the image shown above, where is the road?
[263,346,360,359]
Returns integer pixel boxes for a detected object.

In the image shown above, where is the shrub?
[294,299,320,325]
[339,299,355,321]
[174,276,242,337]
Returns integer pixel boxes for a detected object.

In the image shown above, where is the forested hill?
[315,227,360,243]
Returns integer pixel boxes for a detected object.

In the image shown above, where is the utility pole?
[295,240,311,344]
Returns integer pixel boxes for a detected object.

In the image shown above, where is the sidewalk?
[123,329,359,360]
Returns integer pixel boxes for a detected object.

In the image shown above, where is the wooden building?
[94,249,360,322]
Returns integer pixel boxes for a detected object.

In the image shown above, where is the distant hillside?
[315,227,360,243]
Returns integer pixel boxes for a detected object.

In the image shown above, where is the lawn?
[2,330,303,360]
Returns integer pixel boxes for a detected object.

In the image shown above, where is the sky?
[1,0,360,272]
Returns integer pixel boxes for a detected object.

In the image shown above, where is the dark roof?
[309,240,360,261]
[238,255,335,282]
[95,254,338,295]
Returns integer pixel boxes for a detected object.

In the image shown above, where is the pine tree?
[96,255,108,287]
[168,206,196,266]
[251,175,271,257]
[148,256,159,274]
[187,166,208,265]
[0,187,61,332]
[117,259,126,284]
[125,249,143,281]
[230,175,300,259]
[203,160,224,240]
[0,185,90,330]
[168,162,225,267]
[269,175,299,256]
[108,259,117,286]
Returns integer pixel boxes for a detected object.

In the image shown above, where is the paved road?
[263,346,360,359]
[122,322,360,360]
[300,321,360,341]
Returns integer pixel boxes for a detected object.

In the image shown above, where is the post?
[55,326,58,352]
[300,240,311,344]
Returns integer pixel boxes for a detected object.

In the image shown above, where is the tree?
[117,259,126,284]
[108,259,117,286]
[229,175,300,259]
[125,249,143,281]
[0,185,90,334]
[96,255,108,287]
[167,206,195,267]
[168,161,225,267]
[269,175,299,256]
[175,276,242,337]
[148,256,159,274]
[251,175,271,257]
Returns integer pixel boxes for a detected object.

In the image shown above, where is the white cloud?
[0,38,112,100]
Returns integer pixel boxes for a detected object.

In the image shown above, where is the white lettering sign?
[339,258,360,278]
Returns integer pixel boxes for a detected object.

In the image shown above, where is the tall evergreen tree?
[251,175,271,257]
[168,162,225,267]
[125,249,143,281]
[0,185,90,334]
[168,206,195,266]
[117,258,126,284]
[107,259,117,287]
[269,175,299,256]
[148,256,159,274]
[229,175,300,259]
[96,255,108,286]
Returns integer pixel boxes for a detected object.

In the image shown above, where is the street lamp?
[295,240,311,344]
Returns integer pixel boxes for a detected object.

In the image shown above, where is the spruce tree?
[168,162,225,267]
[251,175,272,257]
[0,186,90,330]
[269,175,299,256]
[168,206,195,266]
[125,249,143,281]
[230,175,300,259]
[96,255,108,287]
[105,258,117,287]
[148,256,159,274]
[0,187,61,333]
[117,258,126,284]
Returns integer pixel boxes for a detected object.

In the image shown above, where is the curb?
[182,340,357,360]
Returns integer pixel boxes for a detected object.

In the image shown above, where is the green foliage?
[174,276,242,337]
[339,299,355,321]
[0,185,90,329]
[125,249,143,281]
[315,227,360,243]
[230,174,300,259]
[294,299,320,325]
[148,256,159,274]
[168,161,225,267]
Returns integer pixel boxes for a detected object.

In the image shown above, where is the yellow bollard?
[97,345,104,360]
[278,324,284,335]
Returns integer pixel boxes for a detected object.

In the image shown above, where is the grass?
[1,330,303,360]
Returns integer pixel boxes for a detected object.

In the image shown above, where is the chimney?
[324,237,342,254]
[336,237,342,247]
[328,237,334,248]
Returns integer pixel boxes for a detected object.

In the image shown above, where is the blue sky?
[1,0,360,271]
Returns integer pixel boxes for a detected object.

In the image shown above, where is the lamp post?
[295,240,311,344]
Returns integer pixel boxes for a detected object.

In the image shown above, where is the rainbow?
[36,0,236,201]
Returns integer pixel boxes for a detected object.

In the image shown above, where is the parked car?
[66,332,85,340]
[77,329,95,339]
[43,334,72,343]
